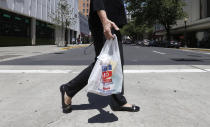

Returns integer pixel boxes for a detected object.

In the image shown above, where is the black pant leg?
[65,62,95,97]
[64,29,105,98]
[111,30,127,106]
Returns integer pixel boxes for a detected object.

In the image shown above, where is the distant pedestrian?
[60,0,140,113]
[77,38,81,44]
[72,38,75,44]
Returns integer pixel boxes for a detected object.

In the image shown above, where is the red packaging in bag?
[102,64,112,83]
[102,65,113,91]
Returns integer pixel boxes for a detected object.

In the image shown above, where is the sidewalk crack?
[190,65,208,72]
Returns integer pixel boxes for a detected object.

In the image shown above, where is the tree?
[121,19,153,42]
[48,0,78,47]
[126,0,186,41]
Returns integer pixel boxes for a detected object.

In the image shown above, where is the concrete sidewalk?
[0,44,89,62]
[0,65,210,127]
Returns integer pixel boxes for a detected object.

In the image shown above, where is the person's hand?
[103,20,119,40]
[97,10,119,40]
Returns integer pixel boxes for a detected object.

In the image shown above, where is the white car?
[143,39,150,46]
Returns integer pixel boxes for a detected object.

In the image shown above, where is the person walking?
[60,0,140,113]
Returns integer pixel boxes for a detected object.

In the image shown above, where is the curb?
[60,44,90,50]
[0,44,91,62]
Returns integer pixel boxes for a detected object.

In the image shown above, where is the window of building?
[36,20,54,45]
[15,16,21,21]
[83,9,85,14]
[25,19,29,23]
[87,9,89,13]
[83,3,85,8]
[3,14,11,19]
[0,13,29,37]
[200,0,210,19]
[87,3,89,7]
[0,9,31,46]
[207,0,210,17]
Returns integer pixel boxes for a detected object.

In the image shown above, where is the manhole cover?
[0,55,21,60]
[171,58,202,62]
[32,52,41,53]
[53,52,64,54]
[187,55,201,57]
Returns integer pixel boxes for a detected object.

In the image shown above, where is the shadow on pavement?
[71,93,118,123]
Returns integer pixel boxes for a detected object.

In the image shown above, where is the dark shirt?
[88,0,127,31]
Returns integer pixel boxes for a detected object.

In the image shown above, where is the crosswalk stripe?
[153,51,166,55]
[0,70,72,73]
[124,69,206,73]
[0,69,209,74]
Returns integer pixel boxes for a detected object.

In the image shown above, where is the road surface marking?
[182,49,210,55]
[72,71,80,74]
[203,53,210,55]
[153,51,166,55]
[0,70,72,73]
[0,69,209,74]
[124,69,206,73]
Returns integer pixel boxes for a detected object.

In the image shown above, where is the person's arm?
[91,0,119,40]
[97,10,119,40]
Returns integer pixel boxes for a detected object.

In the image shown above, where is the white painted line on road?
[182,49,210,55]
[0,70,72,74]
[124,69,206,73]
[203,53,210,55]
[72,72,80,74]
[153,51,166,55]
[0,69,209,74]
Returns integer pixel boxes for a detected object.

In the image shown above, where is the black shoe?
[60,84,72,113]
[111,104,140,112]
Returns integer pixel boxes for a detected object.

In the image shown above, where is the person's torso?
[89,0,127,31]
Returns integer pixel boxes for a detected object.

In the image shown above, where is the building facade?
[79,12,90,44]
[171,0,210,48]
[0,0,80,46]
[153,0,210,48]
[78,0,90,17]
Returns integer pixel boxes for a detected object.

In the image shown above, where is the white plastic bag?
[86,35,123,96]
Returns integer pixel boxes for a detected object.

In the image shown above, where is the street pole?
[184,18,188,48]
[31,18,36,46]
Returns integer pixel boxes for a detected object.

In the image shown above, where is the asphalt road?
[0,45,210,65]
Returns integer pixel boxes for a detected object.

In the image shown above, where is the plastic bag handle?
[98,34,118,58]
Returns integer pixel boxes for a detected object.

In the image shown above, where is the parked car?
[173,41,181,48]
[153,40,160,47]
[136,40,144,46]
[148,40,158,47]
[148,40,153,47]
[165,40,173,48]
[165,40,181,48]
[143,39,150,46]
[159,40,167,47]
[122,38,132,44]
